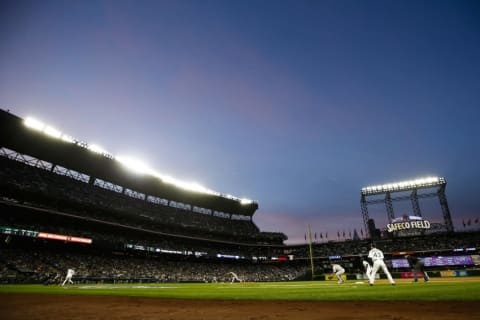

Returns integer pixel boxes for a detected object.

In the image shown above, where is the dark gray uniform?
[406,255,429,282]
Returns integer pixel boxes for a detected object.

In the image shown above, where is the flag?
[342,230,345,238]
[337,231,340,238]
[475,218,479,224]
[315,232,317,240]
[353,229,360,241]
[349,230,352,238]
[467,219,471,226]
[304,233,307,241]
[326,232,328,239]
[320,232,323,239]
[463,220,466,228]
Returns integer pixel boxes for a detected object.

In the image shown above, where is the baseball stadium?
[1,108,479,319]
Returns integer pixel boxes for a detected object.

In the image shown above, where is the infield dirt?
[2,294,480,320]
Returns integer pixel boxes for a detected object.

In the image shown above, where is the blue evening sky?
[1,0,479,243]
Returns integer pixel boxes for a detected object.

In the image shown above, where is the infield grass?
[1,278,479,301]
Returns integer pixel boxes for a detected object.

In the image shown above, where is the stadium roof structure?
[0,109,258,217]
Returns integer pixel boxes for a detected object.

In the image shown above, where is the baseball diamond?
[1,279,480,319]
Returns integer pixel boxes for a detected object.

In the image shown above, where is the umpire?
[405,255,430,282]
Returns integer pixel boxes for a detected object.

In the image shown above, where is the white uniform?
[332,264,345,283]
[229,272,242,283]
[62,268,75,286]
[362,260,372,279]
[368,247,395,285]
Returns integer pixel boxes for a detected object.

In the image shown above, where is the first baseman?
[368,244,395,286]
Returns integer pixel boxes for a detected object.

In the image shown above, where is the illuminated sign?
[125,243,206,257]
[0,226,38,237]
[424,256,473,267]
[392,256,474,268]
[37,232,92,244]
[1,226,91,244]
[387,215,431,233]
[217,254,241,259]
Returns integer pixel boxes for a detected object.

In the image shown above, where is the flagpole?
[307,224,315,280]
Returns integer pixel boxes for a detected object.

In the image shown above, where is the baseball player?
[62,268,75,286]
[331,263,345,284]
[362,259,372,279]
[368,244,395,286]
[405,255,429,282]
[228,271,242,283]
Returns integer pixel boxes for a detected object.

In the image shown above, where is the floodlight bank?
[23,116,254,205]
[361,177,445,195]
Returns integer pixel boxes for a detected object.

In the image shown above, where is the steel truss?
[360,182,453,238]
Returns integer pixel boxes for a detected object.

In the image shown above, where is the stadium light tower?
[360,176,453,238]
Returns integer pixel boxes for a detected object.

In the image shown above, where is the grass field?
[1,278,479,301]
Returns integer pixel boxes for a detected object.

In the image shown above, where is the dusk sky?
[1,0,479,244]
